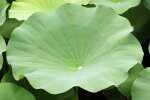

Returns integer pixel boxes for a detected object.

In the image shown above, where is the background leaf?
[89,0,140,14]
[0,0,9,25]
[9,0,90,20]
[132,67,150,100]
[118,64,144,98]
[0,83,36,100]
[1,69,77,100]
[143,0,150,10]
[0,18,23,38]
[122,3,150,44]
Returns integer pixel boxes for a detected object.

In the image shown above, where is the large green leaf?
[7,4,143,94]
[0,0,9,25]
[118,64,144,97]
[0,83,36,100]
[132,67,150,100]
[143,0,150,10]
[0,35,6,69]
[1,69,77,100]
[89,0,141,14]
[9,0,89,20]
[0,18,23,38]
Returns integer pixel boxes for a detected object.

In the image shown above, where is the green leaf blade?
[132,68,150,100]
[0,0,9,25]
[0,83,36,100]
[9,0,90,20]
[7,4,143,94]
[89,0,141,14]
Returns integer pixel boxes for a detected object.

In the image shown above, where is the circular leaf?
[132,68,150,100]
[0,83,36,100]
[9,0,90,20]
[89,0,141,14]
[7,4,143,94]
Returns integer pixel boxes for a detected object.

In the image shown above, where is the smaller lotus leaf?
[1,70,77,100]
[122,3,150,44]
[89,0,141,14]
[0,83,36,100]
[132,68,150,100]
[7,4,143,94]
[0,18,23,38]
[118,64,144,97]
[9,0,90,20]
[0,0,9,25]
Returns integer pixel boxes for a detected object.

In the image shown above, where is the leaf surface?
[7,4,143,94]
[9,0,89,20]
[1,69,77,100]
[132,68,150,100]
[118,64,144,97]
[0,0,9,25]
[0,83,36,100]
[89,0,141,14]
[0,18,23,38]
[143,0,150,10]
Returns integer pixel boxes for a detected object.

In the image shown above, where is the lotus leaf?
[7,4,143,94]
[9,0,89,20]
[118,64,144,97]
[1,70,77,100]
[0,83,36,100]
[132,68,150,100]
[89,0,141,14]
[0,18,23,38]
[0,0,9,25]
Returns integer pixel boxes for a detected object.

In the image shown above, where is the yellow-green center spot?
[78,66,82,70]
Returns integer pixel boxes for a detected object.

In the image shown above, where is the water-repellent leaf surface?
[0,83,36,100]
[0,0,9,25]
[7,4,143,94]
[132,68,150,100]
[9,0,89,20]
[89,0,141,14]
